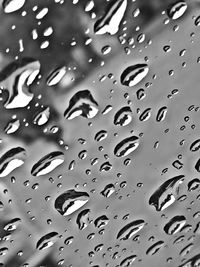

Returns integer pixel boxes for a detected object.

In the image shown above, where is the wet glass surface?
[0,0,200,266]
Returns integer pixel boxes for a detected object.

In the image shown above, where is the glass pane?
[0,0,199,266]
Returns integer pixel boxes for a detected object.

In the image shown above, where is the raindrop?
[121,63,149,87]
[167,1,187,20]
[36,232,59,250]
[31,151,64,176]
[0,58,40,109]
[114,135,139,157]
[94,0,127,35]
[116,219,145,240]
[46,66,67,86]
[2,0,26,13]
[76,209,90,230]
[54,189,89,216]
[64,90,99,120]
[163,215,186,235]
[146,240,164,256]
[156,106,168,122]
[0,147,26,177]
[114,106,133,126]
[149,175,185,211]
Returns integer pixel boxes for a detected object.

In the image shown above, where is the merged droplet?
[114,135,139,157]
[0,58,40,109]
[149,175,185,211]
[76,209,90,230]
[120,63,149,87]
[94,0,127,35]
[46,66,67,86]
[114,106,133,126]
[36,232,59,250]
[163,215,186,235]
[31,151,64,176]
[0,147,26,177]
[167,1,187,20]
[116,219,145,240]
[54,189,89,216]
[2,0,26,13]
[64,90,99,120]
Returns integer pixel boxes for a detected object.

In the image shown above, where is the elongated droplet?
[114,135,139,157]
[33,107,50,126]
[117,219,145,240]
[0,147,26,177]
[36,232,59,250]
[146,240,164,256]
[188,178,200,192]
[156,106,168,122]
[190,139,200,152]
[139,108,151,122]
[163,215,186,235]
[31,151,64,176]
[4,218,21,231]
[54,189,89,216]
[121,63,149,87]
[149,175,185,211]
[120,255,137,267]
[94,0,127,35]
[46,66,67,86]
[2,0,26,13]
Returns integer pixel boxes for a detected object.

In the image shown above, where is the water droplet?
[114,135,139,157]
[46,66,67,86]
[76,209,90,230]
[114,106,133,126]
[31,151,64,176]
[163,215,186,235]
[156,106,168,122]
[121,63,149,87]
[54,189,89,216]
[0,58,40,109]
[116,219,145,240]
[36,232,59,250]
[149,175,185,211]
[0,147,26,177]
[94,0,127,35]
[2,0,26,13]
[146,240,164,256]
